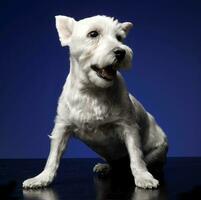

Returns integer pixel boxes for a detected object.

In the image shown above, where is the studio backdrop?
[0,0,200,158]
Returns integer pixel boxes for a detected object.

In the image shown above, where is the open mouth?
[91,65,117,81]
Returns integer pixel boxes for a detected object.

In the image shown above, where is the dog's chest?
[67,92,117,126]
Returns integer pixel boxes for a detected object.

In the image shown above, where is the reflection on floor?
[0,158,201,199]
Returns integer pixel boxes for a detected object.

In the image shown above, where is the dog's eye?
[88,31,99,38]
[116,35,123,42]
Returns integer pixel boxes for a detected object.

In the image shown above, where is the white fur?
[23,15,168,189]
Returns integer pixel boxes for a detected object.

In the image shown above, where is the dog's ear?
[55,15,76,46]
[121,22,133,35]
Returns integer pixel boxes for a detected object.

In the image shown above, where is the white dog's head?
[55,15,133,88]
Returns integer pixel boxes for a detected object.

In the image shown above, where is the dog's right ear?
[55,15,76,46]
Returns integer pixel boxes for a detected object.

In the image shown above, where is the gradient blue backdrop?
[0,0,201,158]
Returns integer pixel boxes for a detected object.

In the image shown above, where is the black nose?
[113,47,126,61]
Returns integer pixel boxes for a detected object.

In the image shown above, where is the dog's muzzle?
[91,64,117,81]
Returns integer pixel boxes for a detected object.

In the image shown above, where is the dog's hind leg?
[144,141,168,167]
[23,98,71,189]
[144,114,168,166]
[144,114,168,176]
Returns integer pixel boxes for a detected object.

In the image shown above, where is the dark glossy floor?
[0,158,201,200]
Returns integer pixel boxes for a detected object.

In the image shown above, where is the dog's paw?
[23,170,54,189]
[93,163,111,175]
[134,171,159,189]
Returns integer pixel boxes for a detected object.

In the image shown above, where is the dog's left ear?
[121,22,133,35]
[55,15,76,46]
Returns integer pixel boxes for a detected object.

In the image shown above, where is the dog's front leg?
[124,124,159,189]
[23,119,71,189]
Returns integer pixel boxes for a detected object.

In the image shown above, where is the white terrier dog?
[23,15,168,189]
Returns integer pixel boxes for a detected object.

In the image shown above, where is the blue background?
[0,0,201,158]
